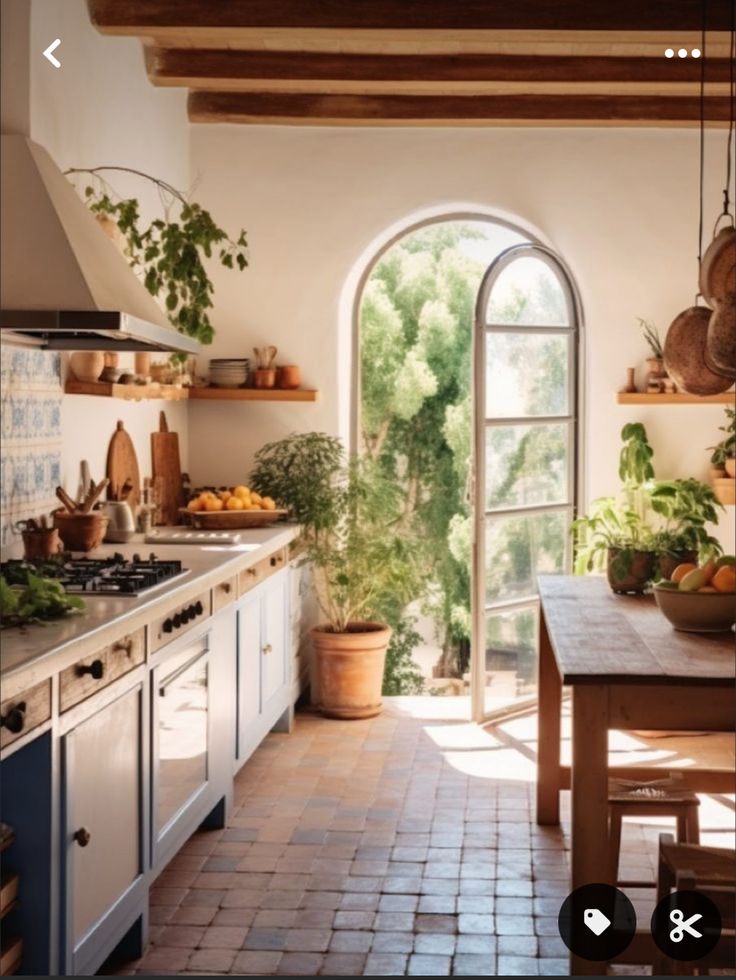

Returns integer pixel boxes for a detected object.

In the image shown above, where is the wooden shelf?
[65,381,189,401]
[617,392,735,405]
[189,387,319,402]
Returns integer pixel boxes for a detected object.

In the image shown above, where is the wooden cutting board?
[106,420,141,505]
[151,410,183,525]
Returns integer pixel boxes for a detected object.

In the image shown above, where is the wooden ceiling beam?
[149,49,734,89]
[88,0,736,33]
[188,91,733,125]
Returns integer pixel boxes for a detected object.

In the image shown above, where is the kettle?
[101,500,136,543]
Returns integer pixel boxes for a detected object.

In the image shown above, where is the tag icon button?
[584,908,611,936]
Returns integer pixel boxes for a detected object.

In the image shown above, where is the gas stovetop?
[1,553,189,597]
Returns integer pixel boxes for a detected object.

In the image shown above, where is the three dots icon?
[664,48,701,58]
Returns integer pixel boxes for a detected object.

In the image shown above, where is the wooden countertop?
[538,575,735,687]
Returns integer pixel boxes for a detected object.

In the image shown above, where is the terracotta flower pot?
[725,458,736,478]
[606,547,656,595]
[312,622,392,720]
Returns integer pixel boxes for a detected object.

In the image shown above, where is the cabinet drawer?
[238,548,288,597]
[0,679,51,749]
[212,575,237,612]
[59,629,145,713]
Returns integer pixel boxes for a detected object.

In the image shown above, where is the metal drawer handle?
[0,701,26,734]
[113,638,134,656]
[73,827,91,848]
[76,659,104,680]
[262,643,273,655]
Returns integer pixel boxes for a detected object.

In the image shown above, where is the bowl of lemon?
[183,485,288,528]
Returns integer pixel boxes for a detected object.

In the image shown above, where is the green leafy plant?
[380,616,425,696]
[649,479,724,559]
[709,407,736,466]
[251,434,423,635]
[1,572,84,629]
[65,166,248,351]
[638,318,664,359]
[571,498,654,576]
[618,422,655,486]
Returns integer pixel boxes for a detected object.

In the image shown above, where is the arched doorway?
[354,214,582,717]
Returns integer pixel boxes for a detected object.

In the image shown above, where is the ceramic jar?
[69,351,104,383]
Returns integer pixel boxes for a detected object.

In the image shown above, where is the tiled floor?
[120,699,734,977]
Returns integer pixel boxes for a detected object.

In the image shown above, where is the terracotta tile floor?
[119,699,734,976]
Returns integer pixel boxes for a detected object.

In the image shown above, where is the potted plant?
[708,408,736,505]
[250,434,421,718]
[638,318,667,392]
[649,479,723,579]
[571,498,656,593]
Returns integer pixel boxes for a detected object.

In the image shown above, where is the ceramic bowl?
[653,584,736,633]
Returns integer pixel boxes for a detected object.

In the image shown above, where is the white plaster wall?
[28,0,190,495]
[189,125,734,548]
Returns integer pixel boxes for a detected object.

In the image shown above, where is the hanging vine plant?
[65,166,248,349]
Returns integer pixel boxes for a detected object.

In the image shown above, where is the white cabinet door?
[237,590,262,743]
[65,686,142,947]
[261,571,288,711]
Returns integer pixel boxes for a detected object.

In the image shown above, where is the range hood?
[0,135,199,354]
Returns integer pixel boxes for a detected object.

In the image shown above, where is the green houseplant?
[571,424,723,592]
[65,166,248,350]
[709,407,736,476]
[251,433,422,717]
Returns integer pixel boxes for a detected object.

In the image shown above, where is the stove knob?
[194,601,204,616]
[187,604,197,619]
[173,613,183,629]
[163,618,174,634]
[181,608,191,624]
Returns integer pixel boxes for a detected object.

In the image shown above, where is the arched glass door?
[472,245,580,722]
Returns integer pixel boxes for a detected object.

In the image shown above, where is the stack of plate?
[208,358,250,388]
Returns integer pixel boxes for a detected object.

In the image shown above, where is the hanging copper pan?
[699,225,736,305]
[705,291,736,380]
[663,305,734,395]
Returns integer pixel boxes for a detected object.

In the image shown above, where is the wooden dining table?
[536,575,735,975]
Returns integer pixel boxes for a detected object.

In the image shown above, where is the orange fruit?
[226,496,244,511]
[697,586,718,593]
[700,559,717,583]
[712,565,736,593]
[187,498,202,512]
[671,563,697,584]
[261,497,276,511]
[204,497,224,512]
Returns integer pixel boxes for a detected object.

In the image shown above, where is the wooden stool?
[608,778,700,887]
[655,834,736,976]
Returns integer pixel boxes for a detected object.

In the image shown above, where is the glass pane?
[486,256,569,326]
[486,332,570,418]
[485,605,538,713]
[485,509,568,604]
[486,423,569,510]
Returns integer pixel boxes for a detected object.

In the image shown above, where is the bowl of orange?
[182,485,288,529]
[654,557,736,633]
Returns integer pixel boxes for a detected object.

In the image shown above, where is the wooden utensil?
[106,420,141,505]
[80,478,109,513]
[56,486,78,513]
[663,306,734,396]
[151,411,183,526]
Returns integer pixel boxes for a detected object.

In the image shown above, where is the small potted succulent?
[571,498,656,593]
[638,318,668,392]
[250,433,421,718]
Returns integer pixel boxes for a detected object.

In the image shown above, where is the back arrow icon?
[43,39,61,68]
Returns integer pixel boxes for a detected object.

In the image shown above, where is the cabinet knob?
[0,701,26,734]
[73,827,92,848]
[113,638,133,656]
[263,643,273,655]
[77,659,104,680]
[221,582,232,594]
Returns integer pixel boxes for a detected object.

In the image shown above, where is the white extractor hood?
[0,135,199,354]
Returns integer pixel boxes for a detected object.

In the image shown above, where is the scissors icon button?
[669,909,703,943]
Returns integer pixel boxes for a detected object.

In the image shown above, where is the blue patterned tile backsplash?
[0,347,63,548]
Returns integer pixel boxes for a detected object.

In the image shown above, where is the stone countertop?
[0,525,299,696]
